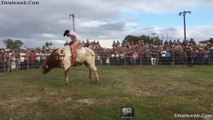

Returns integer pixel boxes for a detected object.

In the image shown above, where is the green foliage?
[124,34,160,44]
[35,47,42,51]
[124,35,140,44]
[42,42,53,50]
[3,39,23,50]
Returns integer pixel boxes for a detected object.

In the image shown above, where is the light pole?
[69,14,75,32]
[179,10,191,41]
[151,33,157,44]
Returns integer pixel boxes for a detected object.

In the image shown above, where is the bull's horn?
[45,64,49,69]
[43,62,49,69]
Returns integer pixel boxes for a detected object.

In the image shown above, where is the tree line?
[2,39,53,50]
[2,34,159,50]
[124,34,160,44]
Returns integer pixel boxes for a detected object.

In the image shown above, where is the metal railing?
[95,51,213,66]
[0,53,212,74]
[0,60,43,73]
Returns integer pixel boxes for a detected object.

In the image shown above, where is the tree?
[124,35,140,44]
[36,47,42,51]
[14,40,23,49]
[140,35,153,44]
[3,39,23,50]
[124,34,154,44]
[45,42,53,48]
[42,42,53,50]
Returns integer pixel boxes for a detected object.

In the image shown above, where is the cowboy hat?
[63,30,70,36]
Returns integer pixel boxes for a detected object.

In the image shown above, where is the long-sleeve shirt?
[68,31,79,42]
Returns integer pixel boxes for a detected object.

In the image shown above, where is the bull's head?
[42,61,51,74]
[42,49,62,74]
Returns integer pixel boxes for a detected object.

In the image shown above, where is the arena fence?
[0,53,212,73]
[95,51,213,66]
[0,60,43,73]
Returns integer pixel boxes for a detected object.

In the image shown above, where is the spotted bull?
[42,45,100,85]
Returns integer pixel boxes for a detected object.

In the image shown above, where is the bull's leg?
[64,67,70,84]
[94,70,100,85]
[89,65,100,85]
[84,62,100,85]
[84,63,92,79]
[89,69,92,79]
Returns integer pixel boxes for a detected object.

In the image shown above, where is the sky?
[0,0,213,48]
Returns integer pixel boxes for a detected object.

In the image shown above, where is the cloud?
[100,21,125,31]
[0,0,213,48]
[130,25,213,43]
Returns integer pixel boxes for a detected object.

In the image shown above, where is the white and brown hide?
[42,45,100,84]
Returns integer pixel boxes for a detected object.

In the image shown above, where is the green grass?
[0,65,212,120]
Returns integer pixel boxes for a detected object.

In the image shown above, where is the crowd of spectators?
[0,38,213,73]
[88,38,213,66]
[0,49,51,72]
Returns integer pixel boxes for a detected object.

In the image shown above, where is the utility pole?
[69,14,75,32]
[179,10,191,41]
[151,33,157,44]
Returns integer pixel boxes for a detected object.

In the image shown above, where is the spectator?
[29,51,36,69]
[115,51,120,65]
[132,51,139,65]
[1,37,213,73]
[151,50,157,65]
[11,54,16,72]
[36,51,41,68]
[203,48,209,65]
[0,51,4,73]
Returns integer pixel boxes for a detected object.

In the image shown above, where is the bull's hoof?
[71,63,78,67]
[97,82,102,85]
